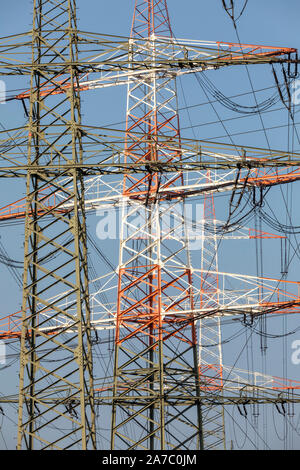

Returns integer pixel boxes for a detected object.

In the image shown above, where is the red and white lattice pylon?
[111,0,205,450]
[199,171,226,449]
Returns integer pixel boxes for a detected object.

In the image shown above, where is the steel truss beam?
[0,0,299,452]
[0,31,297,77]
[2,130,300,180]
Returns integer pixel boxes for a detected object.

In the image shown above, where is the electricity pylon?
[0,0,299,451]
[17,0,96,450]
[109,0,299,450]
[111,0,204,450]
[199,173,226,449]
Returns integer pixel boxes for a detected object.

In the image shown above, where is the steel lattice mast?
[0,0,297,451]
[111,0,204,450]
[199,174,226,449]
[17,0,96,450]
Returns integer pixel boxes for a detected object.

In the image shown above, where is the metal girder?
[2,130,300,179]
[0,0,299,452]
[17,0,96,450]
[0,30,297,76]
[2,296,300,341]
[4,365,300,406]
[3,395,300,406]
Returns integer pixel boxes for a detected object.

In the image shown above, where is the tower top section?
[131,0,173,38]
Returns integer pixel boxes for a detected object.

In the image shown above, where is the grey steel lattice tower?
[17,0,96,450]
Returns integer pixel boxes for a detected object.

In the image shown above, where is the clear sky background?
[1,0,300,449]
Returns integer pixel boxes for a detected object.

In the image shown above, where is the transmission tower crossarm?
[2,139,300,180]
[0,30,297,78]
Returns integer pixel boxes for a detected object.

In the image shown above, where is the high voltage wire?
[1,0,300,452]
[93,83,294,130]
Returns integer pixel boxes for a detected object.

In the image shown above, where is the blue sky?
[1,0,300,449]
